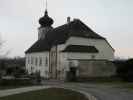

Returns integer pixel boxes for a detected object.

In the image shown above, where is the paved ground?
[0,85,51,97]
[0,82,133,100]
[62,83,133,100]
[42,82,133,100]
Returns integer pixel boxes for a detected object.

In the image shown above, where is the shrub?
[114,59,133,82]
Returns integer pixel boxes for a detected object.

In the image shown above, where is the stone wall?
[78,60,116,78]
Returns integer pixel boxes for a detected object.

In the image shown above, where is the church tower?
[38,9,54,40]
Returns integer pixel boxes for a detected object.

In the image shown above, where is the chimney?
[67,17,71,23]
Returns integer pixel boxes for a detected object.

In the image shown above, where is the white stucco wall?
[25,52,49,78]
[58,37,114,61]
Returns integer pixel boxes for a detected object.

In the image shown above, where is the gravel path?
[0,82,133,100]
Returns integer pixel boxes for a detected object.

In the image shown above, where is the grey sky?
[0,0,133,58]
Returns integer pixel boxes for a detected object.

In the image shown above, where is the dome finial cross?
[46,0,48,11]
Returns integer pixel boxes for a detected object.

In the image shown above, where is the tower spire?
[45,0,48,16]
[38,0,53,40]
[46,0,48,11]
[39,0,53,27]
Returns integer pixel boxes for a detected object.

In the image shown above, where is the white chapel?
[25,9,116,80]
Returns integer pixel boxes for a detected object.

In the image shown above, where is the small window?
[91,55,95,59]
[27,57,30,64]
[35,57,38,66]
[31,66,34,72]
[39,57,42,66]
[45,57,48,66]
[31,57,33,64]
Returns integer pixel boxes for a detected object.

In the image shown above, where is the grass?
[76,77,133,90]
[111,82,133,89]
[0,88,88,100]
[0,86,22,90]
[86,80,133,90]
[0,85,35,90]
[0,79,35,90]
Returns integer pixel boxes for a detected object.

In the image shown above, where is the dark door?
[66,67,77,81]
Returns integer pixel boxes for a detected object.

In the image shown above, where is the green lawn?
[0,86,21,90]
[0,88,88,100]
[111,82,133,89]
[0,85,33,90]
[89,81,133,90]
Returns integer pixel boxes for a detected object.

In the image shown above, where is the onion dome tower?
[38,7,54,40]
[39,10,54,27]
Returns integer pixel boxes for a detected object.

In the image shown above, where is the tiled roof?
[25,39,51,53]
[25,19,105,53]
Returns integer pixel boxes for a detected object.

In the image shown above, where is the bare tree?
[0,33,10,58]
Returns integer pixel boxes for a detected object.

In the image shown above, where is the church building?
[25,9,116,80]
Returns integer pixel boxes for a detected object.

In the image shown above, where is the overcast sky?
[0,0,133,58]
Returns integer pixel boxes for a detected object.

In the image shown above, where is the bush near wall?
[114,59,133,82]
